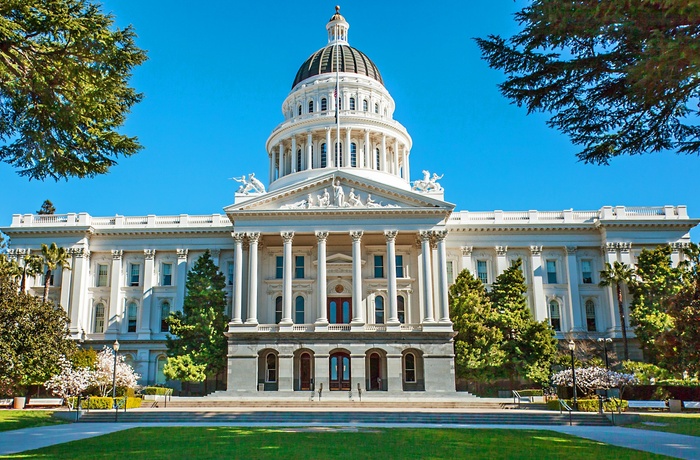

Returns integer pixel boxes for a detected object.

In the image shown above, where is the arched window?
[397,296,405,324]
[160,301,170,333]
[363,99,368,111]
[296,149,302,171]
[321,143,327,168]
[275,296,282,324]
[349,97,355,111]
[94,303,105,333]
[374,102,379,114]
[265,353,277,382]
[337,97,342,110]
[335,142,343,167]
[156,355,167,385]
[127,302,138,332]
[404,353,416,382]
[349,143,357,167]
[295,296,304,324]
[375,148,381,170]
[375,296,385,324]
[549,300,561,331]
[308,100,314,113]
[297,104,302,116]
[321,98,327,111]
[585,299,597,332]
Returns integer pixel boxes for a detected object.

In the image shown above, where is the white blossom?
[552,366,638,396]
[44,356,92,408]
[92,347,141,397]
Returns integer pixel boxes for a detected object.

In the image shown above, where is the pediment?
[327,253,353,264]
[224,171,454,214]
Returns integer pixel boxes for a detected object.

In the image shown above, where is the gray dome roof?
[292,44,383,89]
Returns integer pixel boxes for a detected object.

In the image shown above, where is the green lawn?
[0,411,66,432]
[0,427,669,459]
[628,413,700,437]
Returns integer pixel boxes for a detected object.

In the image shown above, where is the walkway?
[1,422,698,459]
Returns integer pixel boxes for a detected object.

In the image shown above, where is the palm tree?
[20,254,44,293]
[0,255,23,284]
[599,261,636,360]
[40,243,70,304]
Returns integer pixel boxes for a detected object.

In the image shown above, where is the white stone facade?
[2,9,697,393]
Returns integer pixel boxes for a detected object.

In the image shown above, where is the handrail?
[513,390,522,408]
[558,399,573,426]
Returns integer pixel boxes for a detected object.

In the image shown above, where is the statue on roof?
[231,173,266,194]
[412,170,444,193]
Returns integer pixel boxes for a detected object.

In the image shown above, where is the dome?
[292,44,383,89]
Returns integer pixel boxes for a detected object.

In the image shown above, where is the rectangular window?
[162,263,172,286]
[581,260,593,284]
[395,255,404,278]
[546,260,557,284]
[94,304,105,333]
[227,261,234,286]
[549,301,561,332]
[129,264,140,286]
[374,255,384,278]
[477,260,488,284]
[275,256,283,279]
[447,261,454,284]
[127,303,137,332]
[295,256,304,279]
[97,264,108,287]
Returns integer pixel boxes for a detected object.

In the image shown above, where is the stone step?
[140,399,516,410]
[80,410,611,426]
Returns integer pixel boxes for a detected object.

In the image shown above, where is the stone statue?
[366,193,381,208]
[231,173,266,194]
[317,188,330,207]
[411,170,444,192]
[346,188,362,207]
[332,179,345,207]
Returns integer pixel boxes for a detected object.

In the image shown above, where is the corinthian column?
[232,233,245,323]
[246,233,260,324]
[434,230,451,323]
[385,230,399,325]
[350,231,364,324]
[281,232,294,324]
[420,231,435,323]
[315,231,329,324]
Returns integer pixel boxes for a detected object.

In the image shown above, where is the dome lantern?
[327,6,349,45]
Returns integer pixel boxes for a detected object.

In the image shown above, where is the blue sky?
[1,1,698,240]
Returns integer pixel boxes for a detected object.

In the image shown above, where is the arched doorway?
[329,352,351,390]
[300,352,312,391]
[369,352,381,390]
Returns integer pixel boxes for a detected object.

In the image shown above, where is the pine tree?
[449,269,504,382]
[36,200,56,215]
[166,251,229,387]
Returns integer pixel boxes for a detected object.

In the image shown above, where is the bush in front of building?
[67,396,142,409]
[546,398,628,412]
[142,387,172,396]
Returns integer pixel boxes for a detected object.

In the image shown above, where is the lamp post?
[112,340,119,422]
[568,340,578,411]
[597,337,612,370]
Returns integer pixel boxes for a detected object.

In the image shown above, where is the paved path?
[1,422,698,459]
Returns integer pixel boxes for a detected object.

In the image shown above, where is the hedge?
[546,398,628,412]
[516,389,544,397]
[142,387,173,396]
[67,396,143,410]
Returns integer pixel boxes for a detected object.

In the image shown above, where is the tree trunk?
[616,283,629,360]
[43,269,52,304]
[21,272,26,293]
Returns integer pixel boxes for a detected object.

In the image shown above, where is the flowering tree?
[552,366,637,396]
[92,348,140,397]
[44,357,92,408]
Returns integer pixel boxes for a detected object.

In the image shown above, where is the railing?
[327,324,351,331]
[558,399,574,426]
[512,390,530,408]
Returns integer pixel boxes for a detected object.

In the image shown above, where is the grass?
[0,427,670,459]
[627,413,700,437]
[0,411,66,432]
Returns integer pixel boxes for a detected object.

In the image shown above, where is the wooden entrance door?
[300,353,312,391]
[329,352,351,390]
[328,297,351,324]
[369,353,381,390]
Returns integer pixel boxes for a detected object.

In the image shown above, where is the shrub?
[546,398,628,412]
[143,387,173,396]
[71,396,142,410]
[516,389,543,397]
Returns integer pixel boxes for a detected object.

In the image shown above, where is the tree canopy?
[476,1,700,164]
[36,200,56,215]
[0,0,147,180]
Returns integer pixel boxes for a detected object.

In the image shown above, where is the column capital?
[617,242,632,253]
[281,231,294,243]
[419,230,432,242]
[603,242,618,253]
[247,232,261,244]
[210,248,221,258]
[177,248,188,260]
[384,230,398,242]
[111,250,123,260]
[460,246,473,256]
[432,229,448,241]
[144,249,156,260]
[529,245,542,255]
[495,245,508,256]
[350,230,363,242]
[231,232,245,243]
[71,247,89,258]
[566,246,578,255]
[315,231,329,242]
[669,241,690,253]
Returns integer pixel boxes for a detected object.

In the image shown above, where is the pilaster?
[106,250,122,337]
[434,230,451,323]
[139,249,155,339]
[565,246,584,332]
[529,246,547,321]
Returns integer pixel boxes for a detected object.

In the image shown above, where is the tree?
[552,366,637,397]
[0,263,76,396]
[599,261,636,360]
[0,0,147,180]
[19,253,43,293]
[36,200,56,215]
[489,260,558,387]
[476,1,700,164]
[40,242,70,303]
[91,347,140,397]
[44,356,92,406]
[449,269,504,383]
[166,251,229,389]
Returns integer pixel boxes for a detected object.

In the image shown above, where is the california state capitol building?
[3,8,697,395]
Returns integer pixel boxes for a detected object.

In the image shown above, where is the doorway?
[328,297,351,324]
[300,353,312,391]
[329,352,351,390]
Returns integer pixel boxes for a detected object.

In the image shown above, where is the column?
[345,127,351,167]
[350,231,364,324]
[393,138,399,175]
[232,233,244,323]
[68,248,87,338]
[420,232,435,323]
[381,134,387,171]
[460,246,473,275]
[59,253,74,314]
[495,246,508,275]
[306,132,313,170]
[139,249,155,338]
[291,137,297,173]
[363,130,370,168]
[326,128,333,167]
[405,149,411,181]
[529,246,547,322]
[565,246,584,331]
[670,243,682,267]
[400,147,407,179]
[385,230,399,325]
[315,232,329,324]
[175,249,188,311]
[210,248,220,268]
[618,242,632,266]
[269,151,274,183]
[107,250,122,334]
[602,243,619,331]
[278,143,284,177]
[278,353,293,391]
[281,232,294,324]
[246,233,260,324]
[435,230,451,323]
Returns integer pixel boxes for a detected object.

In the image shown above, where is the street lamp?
[112,340,119,422]
[568,340,578,411]
[597,337,612,370]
